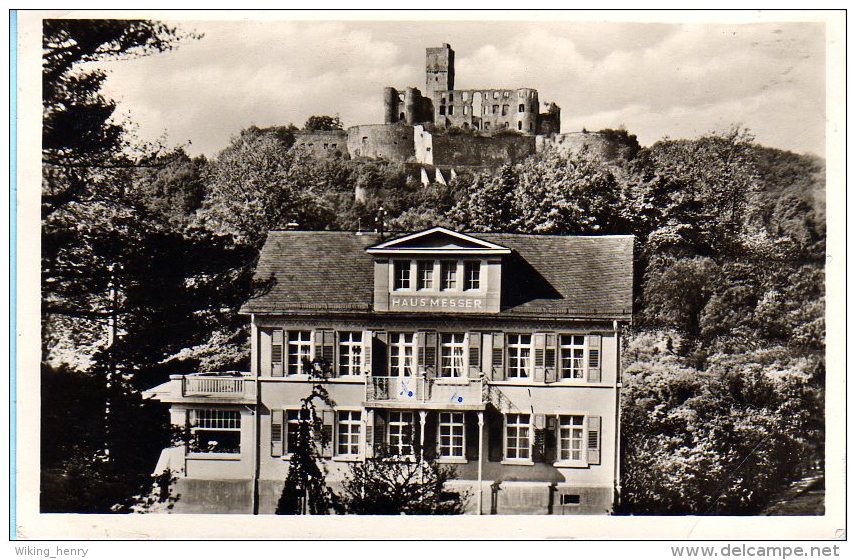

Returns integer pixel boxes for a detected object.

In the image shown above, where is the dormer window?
[366,227,511,314]
[464,261,481,291]
[394,260,411,290]
[417,260,434,290]
[441,260,458,291]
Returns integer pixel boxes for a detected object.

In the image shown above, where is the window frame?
[464,260,481,291]
[337,331,363,376]
[506,334,533,379]
[387,411,415,457]
[417,260,435,291]
[393,260,412,291]
[335,409,363,458]
[388,332,416,377]
[286,330,313,376]
[284,408,311,458]
[556,414,587,467]
[440,260,458,291]
[558,334,587,381]
[188,409,242,455]
[438,411,465,460]
[439,333,467,378]
[503,413,533,464]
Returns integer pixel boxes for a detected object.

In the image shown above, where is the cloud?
[96,20,826,157]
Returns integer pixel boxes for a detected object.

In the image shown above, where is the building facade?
[144,227,634,515]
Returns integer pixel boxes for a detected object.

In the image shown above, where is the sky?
[97,19,827,158]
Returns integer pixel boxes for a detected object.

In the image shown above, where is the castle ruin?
[293,43,608,180]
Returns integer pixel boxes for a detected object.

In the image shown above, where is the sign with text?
[389,294,487,313]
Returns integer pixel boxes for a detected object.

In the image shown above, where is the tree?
[275,359,338,515]
[337,447,469,515]
[303,114,343,131]
[199,128,335,247]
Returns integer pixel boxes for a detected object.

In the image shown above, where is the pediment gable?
[366,227,511,255]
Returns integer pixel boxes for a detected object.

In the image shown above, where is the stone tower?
[426,43,455,98]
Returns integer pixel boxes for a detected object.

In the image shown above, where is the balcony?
[145,372,257,404]
[365,376,486,410]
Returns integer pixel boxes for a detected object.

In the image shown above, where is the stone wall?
[430,132,536,168]
[536,132,612,158]
[347,123,415,162]
[293,130,349,159]
[433,88,540,134]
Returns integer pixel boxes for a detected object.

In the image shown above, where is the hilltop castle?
[293,44,609,180]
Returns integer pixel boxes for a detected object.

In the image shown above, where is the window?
[560,494,581,506]
[463,105,469,115]
[559,335,586,380]
[190,409,241,453]
[439,105,446,116]
[387,411,414,456]
[394,260,411,290]
[558,415,585,462]
[285,409,310,454]
[440,333,466,377]
[518,121,523,130]
[417,260,434,290]
[518,103,525,112]
[464,261,480,291]
[501,104,508,116]
[484,122,491,130]
[337,410,362,456]
[462,91,469,101]
[448,105,454,115]
[338,331,363,376]
[492,105,499,114]
[503,91,509,98]
[493,91,499,99]
[287,331,312,375]
[441,260,458,290]
[505,413,531,460]
[438,412,465,457]
[389,332,415,377]
[507,334,532,378]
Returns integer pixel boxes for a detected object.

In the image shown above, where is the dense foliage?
[41,22,824,514]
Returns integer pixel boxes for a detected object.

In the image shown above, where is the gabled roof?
[366,227,511,255]
[241,230,634,320]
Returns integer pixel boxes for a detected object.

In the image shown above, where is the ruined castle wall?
[347,123,415,162]
[431,133,536,168]
[536,132,611,158]
[433,88,540,135]
[413,125,434,165]
[293,130,349,159]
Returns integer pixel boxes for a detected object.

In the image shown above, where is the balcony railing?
[178,372,256,399]
[366,376,484,406]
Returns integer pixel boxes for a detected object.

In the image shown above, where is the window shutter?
[271,410,284,457]
[587,335,602,383]
[424,332,437,378]
[544,415,557,464]
[320,410,335,458]
[545,334,557,383]
[373,332,388,377]
[487,408,504,462]
[465,412,480,461]
[362,330,373,375]
[416,331,427,373]
[364,411,375,458]
[533,413,547,462]
[272,329,284,377]
[533,333,546,382]
[260,328,272,376]
[422,413,438,460]
[491,332,505,380]
[373,411,387,457]
[587,416,601,465]
[322,330,336,375]
[467,332,482,378]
